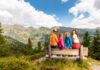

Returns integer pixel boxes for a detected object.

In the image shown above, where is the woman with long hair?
[72,30,80,49]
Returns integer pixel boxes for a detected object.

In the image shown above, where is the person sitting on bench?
[72,29,80,49]
[65,32,73,48]
[50,28,58,49]
[58,33,65,49]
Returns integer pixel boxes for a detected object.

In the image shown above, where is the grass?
[0,52,45,70]
[39,59,92,70]
[0,57,30,70]
[88,57,100,65]
[0,53,93,70]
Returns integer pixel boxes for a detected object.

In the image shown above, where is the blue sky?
[26,0,79,27]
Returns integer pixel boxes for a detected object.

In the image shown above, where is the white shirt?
[73,34,80,43]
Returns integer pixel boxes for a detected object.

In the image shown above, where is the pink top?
[58,36,65,49]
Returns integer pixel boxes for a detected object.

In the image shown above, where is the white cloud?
[61,0,68,3]
[69,0,100,29]
[0,0,62,28]
[0,10,13,18]
[95,0,100,9]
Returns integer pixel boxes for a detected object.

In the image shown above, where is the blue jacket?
[65,36,73,48]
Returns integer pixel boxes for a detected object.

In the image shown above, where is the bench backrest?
[51,48,88,56]
[48,45,88,59]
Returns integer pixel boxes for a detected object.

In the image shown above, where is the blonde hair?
[65,32,70,37]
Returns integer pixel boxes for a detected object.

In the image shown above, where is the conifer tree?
[0,22,5,47]
[0,22,8,56]
[28,38,33,48]
[82,31,90,47]
[89,30,100,59]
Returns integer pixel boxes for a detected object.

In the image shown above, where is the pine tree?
[0,22,8,56]
[37,41,42,52]
[28,38,33,48]
[89,30,100,59]
[26,38,34,54]
[82,31,90,47]
[0,22,5,47]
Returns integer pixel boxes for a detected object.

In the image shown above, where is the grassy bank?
[39,59,92,70]
[0,52,45,70]
[0,55,92,70]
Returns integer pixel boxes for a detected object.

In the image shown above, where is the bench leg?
[48,45,51,59]
[79,45,83,61]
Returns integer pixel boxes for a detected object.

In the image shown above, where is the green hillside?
[2,24,96,47]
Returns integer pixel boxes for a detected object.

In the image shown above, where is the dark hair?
[53,30,56,32]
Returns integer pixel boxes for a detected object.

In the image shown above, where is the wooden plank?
[51,49,79,55]
[51,48,88,56]
[83,47,88,56]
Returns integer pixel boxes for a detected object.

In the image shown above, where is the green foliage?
[0,23,34,57]
[34,41,45,53]
[0,46,11,57]
[0,22,8,57]
[40,59,91,70]
[0,57,30,70]
[9,44,34,56]
[27,52,45,60]
[0,57,92,70]
[2,36,34,56]
[0,31,5,45]
[0,22,5,45]
[0,56,92,70]
[28,38,33,48]
[44,41,49,47]
[0,52,45,70]
[37,41,42,52]
[25,37,34,55]
[89,29,100,60]
[82,31,90,47]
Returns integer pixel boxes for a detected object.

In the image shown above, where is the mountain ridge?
[2,24,98,47]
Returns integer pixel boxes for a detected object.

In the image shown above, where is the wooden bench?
[47,45,88,60]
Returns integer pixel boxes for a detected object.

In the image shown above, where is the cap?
[53,28,58,32]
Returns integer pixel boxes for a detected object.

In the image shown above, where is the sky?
[25,0,77,27]
[0,0,100,28]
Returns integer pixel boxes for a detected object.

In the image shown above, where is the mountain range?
[2,24,99,47]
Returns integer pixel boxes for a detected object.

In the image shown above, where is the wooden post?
[79,45,83,61]
[48,45,51,59]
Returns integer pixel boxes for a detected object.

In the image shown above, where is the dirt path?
[88,58,100,70]
[88,62,100,70]
[91,64,100,70]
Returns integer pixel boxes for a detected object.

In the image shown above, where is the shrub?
[40,59,91,70]
[27,52,45,61]
[0,57,30,70]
